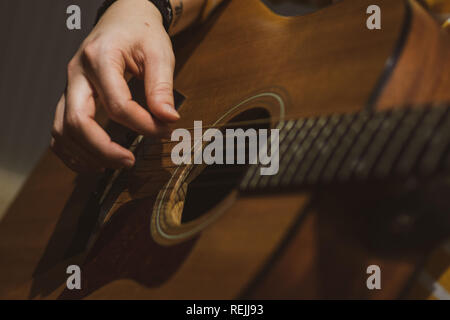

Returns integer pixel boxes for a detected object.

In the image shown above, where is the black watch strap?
[95,0,173,32]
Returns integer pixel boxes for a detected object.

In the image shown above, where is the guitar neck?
[240,103,450,192]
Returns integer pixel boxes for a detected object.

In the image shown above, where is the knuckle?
[51,126,62,140]
[145,45,174,65]
[163,50,176,67]
[67,58,78,78]
[143,44,159,59]
[144,51,160,67]
[82,41,101,64]
[65,113,85,133]
[149,82,173,105]
[107,101,126,120]
[153,81,173,94]
[81,39,122,71]
[167,50,175,67]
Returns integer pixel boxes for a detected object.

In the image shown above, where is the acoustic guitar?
[1,0,450,299]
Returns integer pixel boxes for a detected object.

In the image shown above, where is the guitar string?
[102,115,300,178]
[105,105,448,173]
[100,129,450,188]
[102,113,450,184]
[102,158,450,208]
[102,142,450,189]
[109,103,448,150]
[93,104,450,202]
[109,109,360,148]
[103,146,450,207]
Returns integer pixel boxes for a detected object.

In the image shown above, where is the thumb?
[144,52,180,123]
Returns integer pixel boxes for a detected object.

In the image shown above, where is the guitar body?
[1,0,450,299]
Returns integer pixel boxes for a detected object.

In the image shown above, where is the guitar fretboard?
[240,103,450,192]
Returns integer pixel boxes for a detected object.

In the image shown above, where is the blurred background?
[0,0,101,217]
[0,0,323,218]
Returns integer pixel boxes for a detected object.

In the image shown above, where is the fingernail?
[163,104,180,121]
[124,159,134,168]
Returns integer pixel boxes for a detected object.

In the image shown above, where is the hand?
[51,0,180,173]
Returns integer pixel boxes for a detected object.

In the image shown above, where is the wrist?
[96,0,171,31]
[146,0,174,32]
[123,0,164,22]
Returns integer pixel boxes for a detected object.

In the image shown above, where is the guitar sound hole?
[181,108,271,224]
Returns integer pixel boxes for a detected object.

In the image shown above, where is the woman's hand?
[51,0,180,173]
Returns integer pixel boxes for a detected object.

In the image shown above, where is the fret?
[293,114,341,185]
[306,114,355,184]
[279,119,305,158]
[337,111,388,181]
[239,104,450,193]
[353,108,407,180]
[321,111,371,183]
[261,119,303,188]
[396,105,448,176]
[242,121,290,190]
[419,106,450,174]
[269,118,317,187]
[258,120,296,188]
[280,116,328,187]
[263,119,307,189]
[352,111,398,179]
[373,108,425,179]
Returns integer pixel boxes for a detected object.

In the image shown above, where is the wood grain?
[0,0,449,299]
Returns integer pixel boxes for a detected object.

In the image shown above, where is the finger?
[144,50,180,123]
[52,95,95,172]
[51,138,94,173]
[65,73,136,168]
[53,94,106,172]
[53,135,105,173]
[87,57,171,136]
